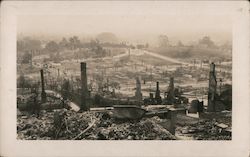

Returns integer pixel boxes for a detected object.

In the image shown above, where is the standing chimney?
[166,77,175,104]
[207,62,217,112]
[40,69,46,103]
[135,77,142,101]
[155,81,162,104]
[156,82,159,91]
[81,62,88,111]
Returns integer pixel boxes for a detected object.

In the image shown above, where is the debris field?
[17,109,231,140]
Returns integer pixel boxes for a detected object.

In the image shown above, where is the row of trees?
[17,37,105,64]
[18,35,231,54]
[158,35,230,49]
[17,36,131,54]
[17,37,42,53]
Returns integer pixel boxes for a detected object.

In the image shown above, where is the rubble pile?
[192,120,231,140]
[17,109,176,140]
[17,112,54,140]
[176,119,231,140]
[90,116,176,140]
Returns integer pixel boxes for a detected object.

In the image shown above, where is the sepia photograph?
[0,1,249,157]
[16,11,232,141]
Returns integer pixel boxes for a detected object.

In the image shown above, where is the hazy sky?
[17,1,233,44]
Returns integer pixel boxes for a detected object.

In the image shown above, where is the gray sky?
[17,1,233,44]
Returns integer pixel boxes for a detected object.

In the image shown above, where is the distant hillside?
[96,32,119,43]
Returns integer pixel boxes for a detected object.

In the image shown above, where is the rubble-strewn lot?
[17,109,232,140]
[175,112,232,140]
[17,109,176,140]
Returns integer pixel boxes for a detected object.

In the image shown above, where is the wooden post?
[40,69,46,103]
[80,62,88,111]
